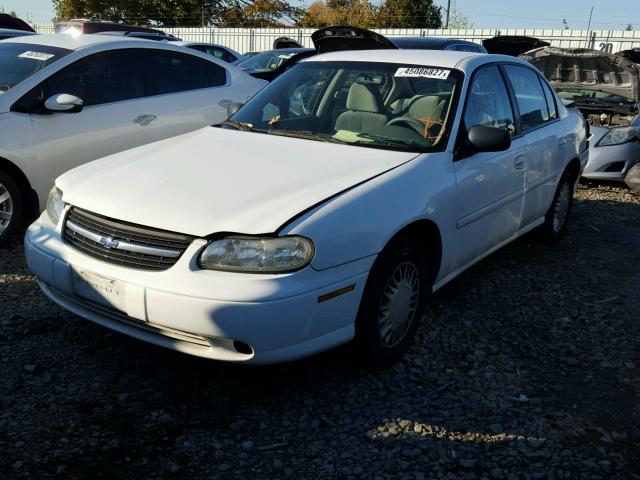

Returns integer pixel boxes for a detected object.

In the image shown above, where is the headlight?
[46,186,65,225]
[597,126,639,147]
[199,236,315,273]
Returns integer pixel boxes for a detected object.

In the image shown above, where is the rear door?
[138,49,232,142]
[453,65,527,268]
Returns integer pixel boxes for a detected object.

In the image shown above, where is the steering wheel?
[387,116,426,133]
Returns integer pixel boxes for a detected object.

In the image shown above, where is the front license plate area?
[72,269,126,312]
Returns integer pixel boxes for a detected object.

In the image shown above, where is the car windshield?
[235,49,306,72]
[0,43,72,95]
[226,61,461,152]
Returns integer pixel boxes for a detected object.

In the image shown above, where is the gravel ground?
[1,183,639,480]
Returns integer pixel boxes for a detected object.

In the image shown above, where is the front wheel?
[353,237,429,366]
[537,170,575,244]
[0,171,23,247]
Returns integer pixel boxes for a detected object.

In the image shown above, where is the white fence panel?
[31,24,640,54]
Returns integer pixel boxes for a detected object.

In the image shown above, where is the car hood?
[520,47,640,100]
[483,36,549,56]
[57,128,418,237]
[311,26,397,54]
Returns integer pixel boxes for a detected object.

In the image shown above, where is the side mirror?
[468,125,511,152]
[44,93,83,113]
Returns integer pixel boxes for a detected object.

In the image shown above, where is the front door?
[20,49,148,198]
[452,65,527,270]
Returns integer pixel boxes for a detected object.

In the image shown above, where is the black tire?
[0,170,24,247]
[353,236,429,366]
[536,169,576,244]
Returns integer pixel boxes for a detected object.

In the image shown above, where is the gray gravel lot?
[1,183,639,480]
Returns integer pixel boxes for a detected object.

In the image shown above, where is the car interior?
[254,66,458,148]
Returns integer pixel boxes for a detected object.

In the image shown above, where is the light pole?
[445,0,451,29]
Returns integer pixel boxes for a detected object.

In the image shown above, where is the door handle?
[514,157,526,170]
[133,114,157,126]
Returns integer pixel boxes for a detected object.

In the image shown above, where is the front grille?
[64,207,195,271]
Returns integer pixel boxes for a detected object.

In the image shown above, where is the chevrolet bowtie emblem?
[99,237,119,249]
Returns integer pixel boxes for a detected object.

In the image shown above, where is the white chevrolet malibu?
[0,34,266,244]
[25,50,588,365]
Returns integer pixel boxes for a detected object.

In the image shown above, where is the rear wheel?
[537,169,575,244]
[353,236,429,366]
[0,170,23,247]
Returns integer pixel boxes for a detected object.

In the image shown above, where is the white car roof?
[0,33,157,50]
[304,49,529,71]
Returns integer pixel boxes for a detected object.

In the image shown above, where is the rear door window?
[141,50,226,96]
[503,65,551,130]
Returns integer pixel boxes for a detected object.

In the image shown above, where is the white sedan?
[0,34,266,244]
[25,50,588,365]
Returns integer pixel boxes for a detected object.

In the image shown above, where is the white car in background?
[26,50,588,365]
[0,34,266,244]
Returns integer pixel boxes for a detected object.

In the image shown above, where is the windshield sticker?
[395,67,450,79]
[278,53,295,60]
[19,51,55,61]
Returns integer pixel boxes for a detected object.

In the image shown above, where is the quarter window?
[504,65,551,130]
[540,79,558,120]
[463,66,515,133]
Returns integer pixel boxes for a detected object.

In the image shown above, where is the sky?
[1,0,639,30]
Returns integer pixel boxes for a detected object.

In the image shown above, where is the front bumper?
[25,212,372,364]
[582,134,640,182]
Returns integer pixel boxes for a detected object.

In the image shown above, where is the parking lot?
[1,182,638,480]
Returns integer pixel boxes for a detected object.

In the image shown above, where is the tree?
[447,8,472,29]
[625,23,633,31]
[377,0,442,28]
[240,0,303,26]
[53,0,245,27]
[299,0,379,28]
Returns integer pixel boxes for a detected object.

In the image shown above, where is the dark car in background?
[389,36,486,53]
[99,31,181,42]
[0,13,35,32]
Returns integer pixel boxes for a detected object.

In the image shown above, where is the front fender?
[281,152,457,272]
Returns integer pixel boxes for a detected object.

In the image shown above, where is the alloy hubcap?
[553,181,571,233]
[0,182,13,234]
[378,261,420,348]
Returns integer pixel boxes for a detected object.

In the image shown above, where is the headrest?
[346,83,382,113]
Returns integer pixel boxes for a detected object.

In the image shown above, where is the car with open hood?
[0,34,266,245]
[25,49,587,365]
[521,47,640,184]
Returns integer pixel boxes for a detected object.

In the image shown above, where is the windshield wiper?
[355,132,425,149]
[268,129,345,144]
[218,120,254,131]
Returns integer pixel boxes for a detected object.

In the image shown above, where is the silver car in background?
[522,47,640,184]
